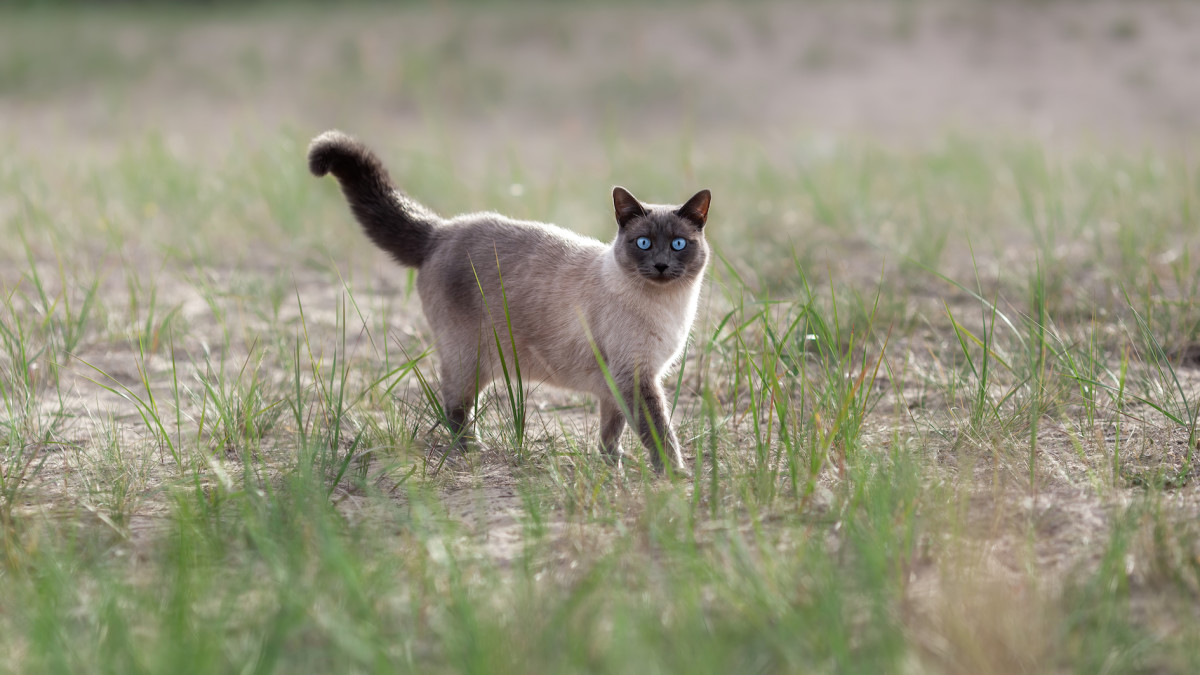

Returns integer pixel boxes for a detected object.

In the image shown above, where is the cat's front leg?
[623,379,685,473]
[443,403,474,451]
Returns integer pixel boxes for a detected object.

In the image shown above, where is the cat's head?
[611,187,711,286]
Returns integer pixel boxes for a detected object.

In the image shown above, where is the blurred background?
[4,1,1197,163]
[4,0,1199,356]
[5,0,1197,289]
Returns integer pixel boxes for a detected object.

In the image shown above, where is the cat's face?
[611,187,711,286]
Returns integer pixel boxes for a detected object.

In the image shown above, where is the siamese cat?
[308,130,711,472]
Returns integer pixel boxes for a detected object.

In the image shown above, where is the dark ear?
[613,186,646,228]
[676,189,711,229]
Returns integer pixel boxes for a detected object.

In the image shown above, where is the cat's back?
[438,212,603,260]
[418,211,607,313]
[427,212,604,281]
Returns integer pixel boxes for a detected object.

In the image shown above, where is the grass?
[2,3,1200,673]
[4,134,1200,671]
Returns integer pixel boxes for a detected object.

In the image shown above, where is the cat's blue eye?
[636,237,651,250]
[671,238,687,251]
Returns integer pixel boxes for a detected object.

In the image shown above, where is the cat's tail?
[308,130,439,268]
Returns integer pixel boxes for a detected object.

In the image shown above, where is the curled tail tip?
[307,129,358,177]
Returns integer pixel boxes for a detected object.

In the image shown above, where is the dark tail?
[308,130,438,268]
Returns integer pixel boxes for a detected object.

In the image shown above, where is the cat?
[307,130,711,472]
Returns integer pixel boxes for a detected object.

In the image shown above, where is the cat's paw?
[426,442,470,473]
[599,446,626,470]
[663,461,692,481]
[648,452,691,480]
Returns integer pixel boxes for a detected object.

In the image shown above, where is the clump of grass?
[195,345,284,457]
[699,255,889,508]
[76,415,154,528]
[289,289,429,492]
[0,424,49,534]
[79,338,186,471]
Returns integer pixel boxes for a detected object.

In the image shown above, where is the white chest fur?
[591,254,704,377]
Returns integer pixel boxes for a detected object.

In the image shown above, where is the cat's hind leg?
[598,396,627,465]
[437,356,487,454]
[442,398,474,451]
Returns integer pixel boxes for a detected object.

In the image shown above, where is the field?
[3,1,1200,672]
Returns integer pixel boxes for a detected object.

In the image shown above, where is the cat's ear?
[613,186,647,228]
[676,189,711,229]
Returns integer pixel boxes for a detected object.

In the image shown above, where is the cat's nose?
[655,263,668,273]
